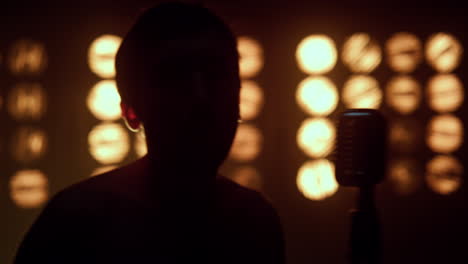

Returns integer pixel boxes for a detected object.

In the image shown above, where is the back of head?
[116,2,240,169]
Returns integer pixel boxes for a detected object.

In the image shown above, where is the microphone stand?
[349,185,381,264]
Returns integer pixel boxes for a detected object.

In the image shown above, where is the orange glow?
[426,33,462,73]
[342,75,382,109]
[134,129,148,158]
[427,114,463,154]
[386,75,421,114]
[87,80,122,121]
[12,127,47,163]
[389,159,421,195]
[10,170,48,209]
[229,124,262,162]
[91,166,118,177]
[386,32,422,73]
[427,74,464,113]
[297,118,335,158]
[8,39,47,76]
[237,36,264,78]
[342,33,381,73]
[296,35,337,74]
[389,120,421,153]
[230,166,262,191]
[297,159,338,201]
[88,122,130,164]
[240,80,264,121]
[88,34,122,79]
[426,155,463,195]
[7,83,47,121]
[296,76,338,116]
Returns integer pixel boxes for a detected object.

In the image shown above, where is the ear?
[121,102,142,132]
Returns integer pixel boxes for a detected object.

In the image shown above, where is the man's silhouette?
[14,2,285,263]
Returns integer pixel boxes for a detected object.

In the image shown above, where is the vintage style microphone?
[334,109,387,264]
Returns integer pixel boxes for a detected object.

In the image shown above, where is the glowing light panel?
[91,166,118,177]
[389,159,421,195]
[296,35,337,74]
[88,122,130,164]
[88,34,122,79]
[87,80,122,121]
[229,124,262,162]
[342,75,382,109]
[342,33,382,73]
[297,159,338,201]
[10,170,48,209]
[230,166,262,191]
[12,127,47,163]
[427,74,464,113]
[386,76,421,114]
[240,80,264,121]
[237,37,264,78]
[426,33,462,73]
[386,32,422,73]
[135,129,148,158]
[8,39,47,76]
[426,155,463,195]
[427,114,463,154]
[296,76,338,116]
[7,83,47,121]
[297,118,335,158]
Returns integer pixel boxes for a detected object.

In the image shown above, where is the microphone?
[334,109,388,264]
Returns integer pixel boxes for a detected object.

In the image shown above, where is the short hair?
[115,2,240,111]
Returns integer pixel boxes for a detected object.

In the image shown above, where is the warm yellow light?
[88,34,122,79]
[88,122,130,164]
[237,36,264,78]
[389,159,421,195]
[389,120,421,153]
[296,76,338,116]
[297,159,338,201]
[134,129,148,158]
[426,155,463,195]
[240,80,264,121]
[10,170,48,209]
[342,33,381,73]
[12,127,47,163]
[386,32,422,73]
[87,80,122,121]
[91,166,118,177]
[7,83,47,121]
[229,166,262,191]
[342,75,382,109]
[386,75,421,114]
[427,114,463,154]
[426,33,462,73]
[427,74,464,113]
[296,35,337,74]
[229,124,262,162]
[8,39,47,76]
[297,118,335,158]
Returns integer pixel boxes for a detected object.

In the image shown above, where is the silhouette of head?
[116,2,240,169]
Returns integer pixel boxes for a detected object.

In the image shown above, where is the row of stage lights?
[295,32,464,200]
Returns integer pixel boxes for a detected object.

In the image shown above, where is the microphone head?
[334,109,387,187]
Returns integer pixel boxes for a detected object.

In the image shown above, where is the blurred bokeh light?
[9,170,48,209]
[342,75,382,109]
[426,155,463,195]
[240,80,264,121]
[229,124,262,162]
[237,36,264,79]
[296,76,338,116]
[427,114,463,154]
[426,33,463,73]
[11,127,47,163]
[297,118,335,158]
[87,80,122,121]
[91,165,118,177]
[88,122,130,164]
[388,159,422,195]
[88,34,122,79]
[7,83,47,121]
[386,75,421,114]
[427,74,464,113]
[389,119,422,153]
[297,159,338,201]
[229,166,262,191]
[134,129,148,158]
[386,32,422,73]
[342,33,381,73]
[296,35,337,74]
[8,39,47,76]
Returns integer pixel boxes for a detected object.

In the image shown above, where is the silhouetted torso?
[14,157,285,263]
